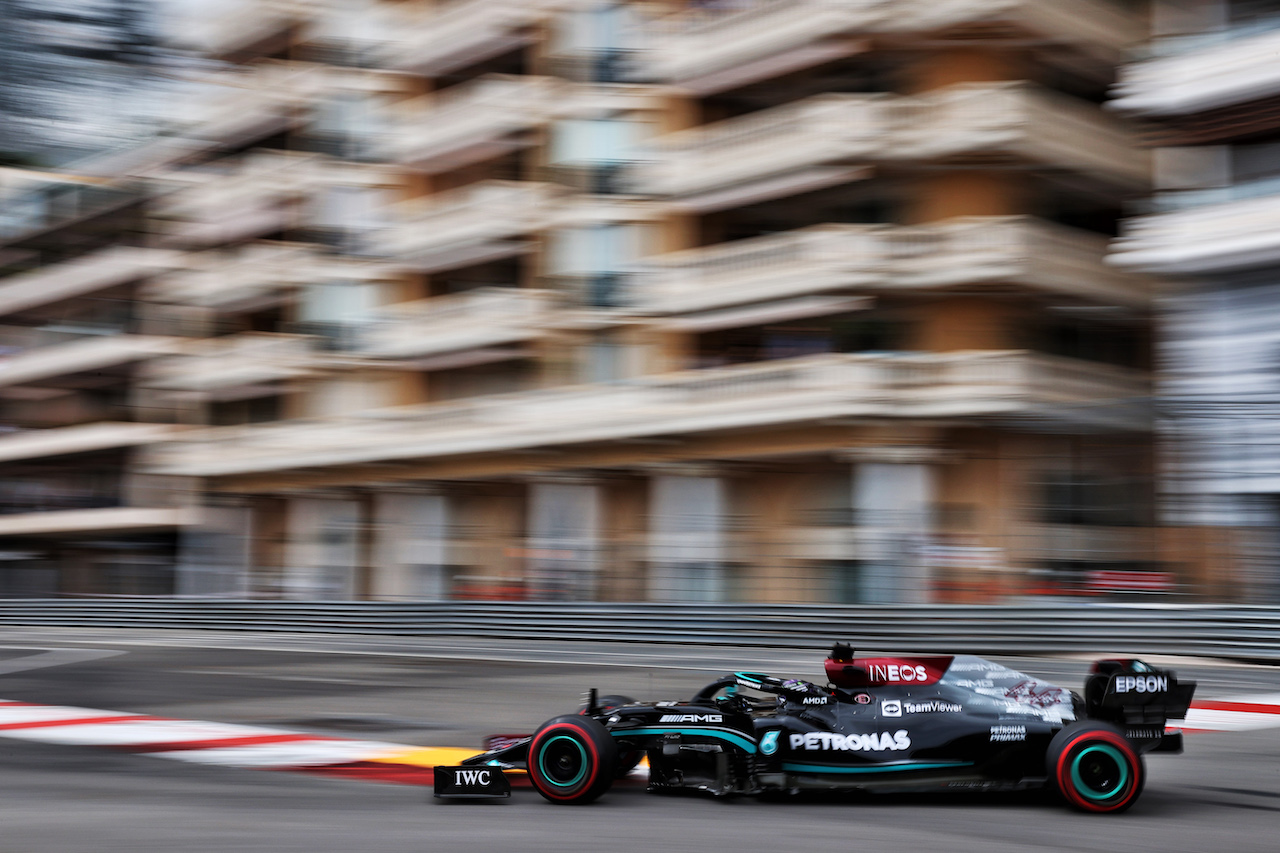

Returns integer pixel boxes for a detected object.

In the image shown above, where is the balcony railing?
[184,0,318,57]
[635,93,892,198]
[159,152,322,247]
[641,0,887,92]
[143,332,317,392]
[640,0,1137,90]
[1111,25,1280,116]
[152,243,318,308]
[1149,174,1280,214]
[1109,190,1280,275]
[378,180,562,272]
[0,506,198,537]
[0,335,179,388]
[895,82,1149,188]
[386,75,568,171]
[0,422,180,465]
[0,247,178,318]
[633,224,890,314]
[887,0,1140,63]
[379,0,569,75]
[146,351,1150,477]
[161,152,320,220]
[360,287,553,360]
[888,216,1153,306]
[632,217,1152,315]
[636,83,1146,199]
[153,243,392,311]
[179,62,325,146]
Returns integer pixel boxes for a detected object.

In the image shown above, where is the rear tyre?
[528,715,618,804]
[1047,722,1144,813]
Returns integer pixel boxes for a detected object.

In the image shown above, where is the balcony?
[379,0,568,76]
[151,243,317,309]
[889,216,1153,306]
[1109,191,1280,275]
[641,0,884,94]
[0,336,179,388]
[146,350,1150,477]
[1111,25,1280,117]
[640,0,1137,94]
[896,82,1149,189]
[386,75,568,172]
[0,436,195,536]
[183,0,318,59]
[631,217,1151,316]
[143,332,318,393]
[632,224,889,315]
[178,62,325,148]
[0,506,198,537]
[634,93,889,205]
[159,152,321,247]
[0,422,180,465]
[886,0,1141,66]
[360,287,553,361]
[151,243,392,312]
[0,247,178,317]
[635,84,1146,204]
[378,180,563,273]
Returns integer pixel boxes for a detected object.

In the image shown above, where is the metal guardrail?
[1,601,1279,662]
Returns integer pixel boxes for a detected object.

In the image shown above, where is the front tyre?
[528,715,618,804]
[1047,722,1144,813]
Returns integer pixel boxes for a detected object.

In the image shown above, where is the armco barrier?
[0,600,1278,661]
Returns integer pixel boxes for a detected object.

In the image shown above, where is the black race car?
[434,644,1195,813]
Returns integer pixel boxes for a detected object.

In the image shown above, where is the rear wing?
[1084,660,1196,725]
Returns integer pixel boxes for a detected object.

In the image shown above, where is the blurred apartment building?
[1111,0,1280,601]
[0,0,1170,602]
[0,167,189,595]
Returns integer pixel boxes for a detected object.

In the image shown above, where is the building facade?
[0,0,1174,602]
[0,167,190,595]
[1110,0,1280,601]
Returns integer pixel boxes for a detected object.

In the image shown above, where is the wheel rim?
[539,735,589,788]
[1070,744,1130,801]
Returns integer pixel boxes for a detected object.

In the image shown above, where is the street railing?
[0,600,1277,661]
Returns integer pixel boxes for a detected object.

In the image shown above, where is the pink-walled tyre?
[1048,722,1144,813]
[527,715,618,804]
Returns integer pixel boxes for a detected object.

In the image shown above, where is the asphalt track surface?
[1,627,1279,853]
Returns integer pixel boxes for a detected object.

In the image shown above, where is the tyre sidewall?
[1048,722,1144,813]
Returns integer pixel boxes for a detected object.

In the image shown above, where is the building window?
[1039,472,1153,527]
[554,2,634,83]
[296,279,377,350]
[549,117,645,194]
[548,223,645,308]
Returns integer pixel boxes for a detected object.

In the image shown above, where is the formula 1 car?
[434,644,1195,813]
